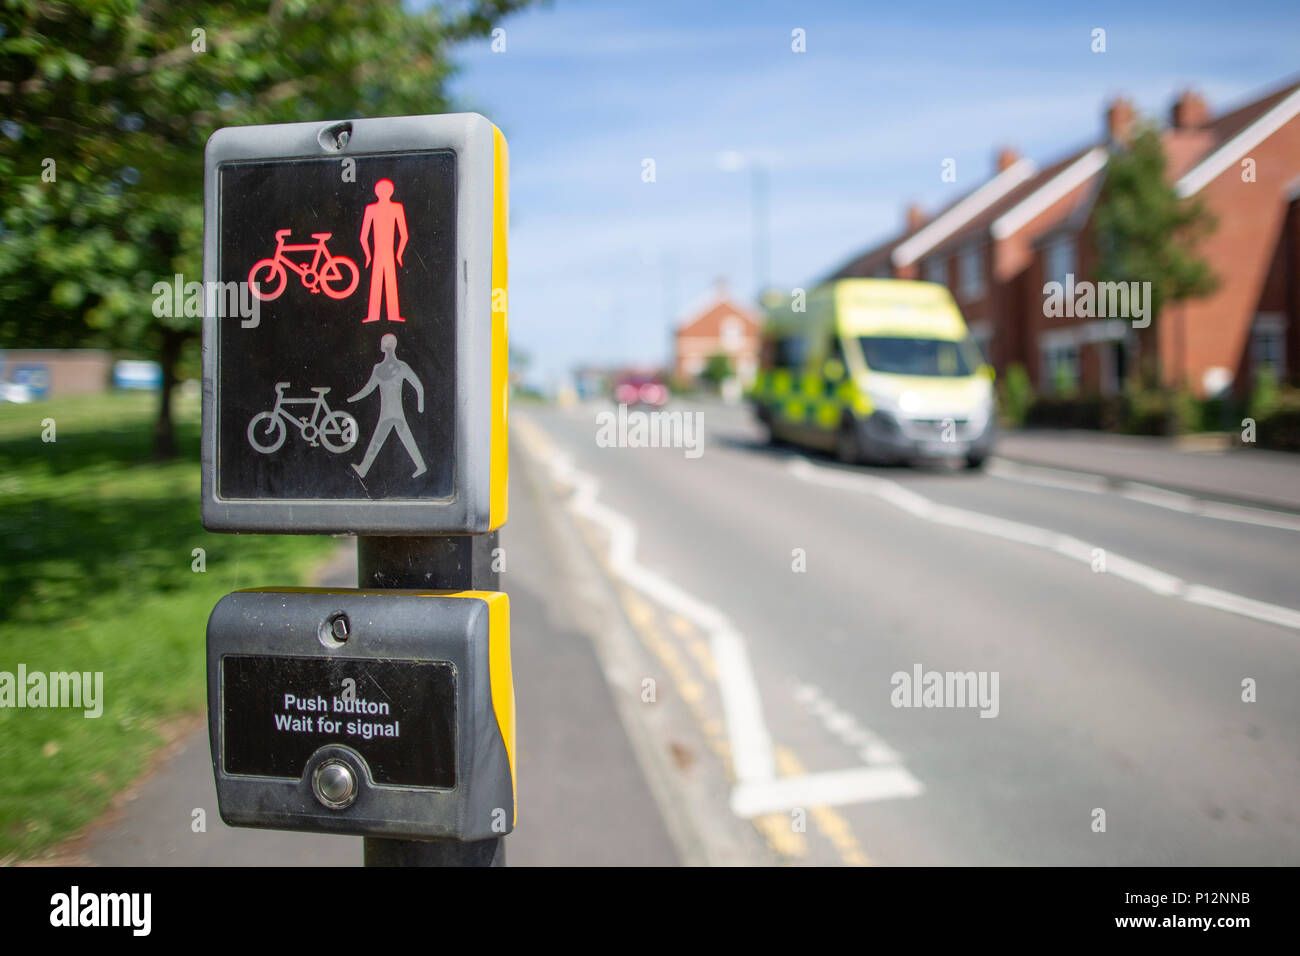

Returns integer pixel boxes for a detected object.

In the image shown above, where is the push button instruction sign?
[222,655,457,789]
[276,692,400,739]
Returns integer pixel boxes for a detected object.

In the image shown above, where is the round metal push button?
[312,760,357,809]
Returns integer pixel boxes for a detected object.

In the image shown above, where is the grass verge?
[0,391,335,860]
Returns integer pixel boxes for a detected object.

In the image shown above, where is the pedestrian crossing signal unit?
[201,114,508,535]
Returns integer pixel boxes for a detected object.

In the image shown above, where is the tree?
[701,352,733,387]
[0,0,530,457]
[1093,122,1217,386]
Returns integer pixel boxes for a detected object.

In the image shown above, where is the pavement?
[69,399,1300,866]
[994,428,1300,513]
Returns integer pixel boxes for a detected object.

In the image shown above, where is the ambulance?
[749,279,995,468]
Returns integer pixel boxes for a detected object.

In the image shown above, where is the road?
[513,399,1300,866]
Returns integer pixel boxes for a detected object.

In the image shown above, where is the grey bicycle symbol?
[247,382,359,454]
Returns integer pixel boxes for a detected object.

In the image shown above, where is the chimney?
[995,147,1020,173]
[1106,97,1136,145]
[1170,89,1209,130]
[905,203,927,233]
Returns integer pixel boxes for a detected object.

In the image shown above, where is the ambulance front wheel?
[756,407,782,447]
[835,421,863,465]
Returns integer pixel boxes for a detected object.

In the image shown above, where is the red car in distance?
[611,371,669,408]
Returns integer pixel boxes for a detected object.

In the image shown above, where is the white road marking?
[515,416,925,815]
[790,457,1300,631]
[1118,481,1200,512]
[516,418,774,784]
[1120,481,1300,532]
[1195,500,1300,532]
[1182,585,1300,631]
[988,458,1300,533]
[794,683,905,767]
[986,458,1108,495]
[732,766,924,818]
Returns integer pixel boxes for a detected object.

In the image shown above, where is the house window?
[721,316,743,348]
[1251,313,1286,380]
[923,257,947,285]
[1042,341,1079,393]
[958,244,985,300]
[1043,236,1075,286]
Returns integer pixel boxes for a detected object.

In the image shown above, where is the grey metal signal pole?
[357,532,505,868]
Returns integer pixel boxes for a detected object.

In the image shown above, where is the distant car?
[612,374,669,408]
[0,382,33,403]
[113,359,163,390]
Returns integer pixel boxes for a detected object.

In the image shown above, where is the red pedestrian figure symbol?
[360,179,408,323]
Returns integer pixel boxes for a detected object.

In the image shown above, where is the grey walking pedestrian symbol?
[348,334,426,479]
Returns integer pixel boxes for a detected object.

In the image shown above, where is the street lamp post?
[718,150,771,297]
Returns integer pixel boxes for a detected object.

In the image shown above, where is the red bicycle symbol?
[248,229,360,302]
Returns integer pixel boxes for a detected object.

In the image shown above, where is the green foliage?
[1051,361,1076,397]
[668,374,699,397]
[1251,386,1300,452]
[1021,387,1241,436]
[1121,383,1195,436]
[0,0,530,446]
[1093,123,1218,350]
[997,362,1033,426]
[1249,365,1280,419]
[1023,393,1128,431]
[701,352,733,385]
[1195,393,1235,433]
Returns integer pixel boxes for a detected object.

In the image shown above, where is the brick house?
[827,146,1051,368]
[827,75,1300,398]
[1026,79,1300,397]
[672,280,762,384]
[0,348,112,397]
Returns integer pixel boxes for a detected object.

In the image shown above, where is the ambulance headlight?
[898,390,923,414]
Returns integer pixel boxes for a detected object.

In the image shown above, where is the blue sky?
[443,0,1300,385]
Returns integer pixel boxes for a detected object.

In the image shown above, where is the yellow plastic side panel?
[485,590,515,824]
[489,126,510,529]
[443,589,516,825]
